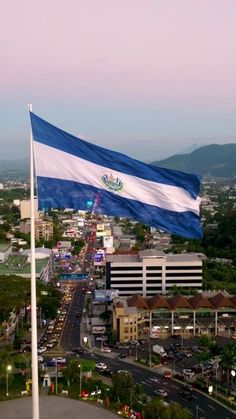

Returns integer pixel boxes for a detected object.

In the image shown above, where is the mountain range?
[0,143,236,181]
[151,143,236,178]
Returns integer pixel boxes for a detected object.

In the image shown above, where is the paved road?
[0,396,118,419]
[81,351,236,419]
[60,284,85,350]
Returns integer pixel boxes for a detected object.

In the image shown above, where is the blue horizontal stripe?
[30,112,201,199]
[37,176,202,239]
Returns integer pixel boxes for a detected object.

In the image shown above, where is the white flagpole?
[29,104,40,419]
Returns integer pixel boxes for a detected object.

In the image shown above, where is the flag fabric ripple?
[30,112,202,239]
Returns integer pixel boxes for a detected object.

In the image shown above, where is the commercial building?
[20,219,53,241]
[112,292,236,342]
[106,250,202,296]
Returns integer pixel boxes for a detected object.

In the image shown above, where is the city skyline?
[1,0,236,161]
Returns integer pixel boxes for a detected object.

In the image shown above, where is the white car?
[52,357,66,364]
[95,363,107,370]
[153,389,168,398]
[101,347,111,353]
[183,369,195,379]
[38,356,44,363]
[38,347,47,354]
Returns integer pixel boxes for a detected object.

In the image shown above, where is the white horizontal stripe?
[34,142,200,214]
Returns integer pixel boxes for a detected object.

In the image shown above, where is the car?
[38,346,47,354]
[96,335,107,341]
[183,369,195,379]
[180,390,193,401]
[101,347,112,353]
[182,351,192,358]
[38,356,44,363]
[72,347,84,354]
[153,389,168,398]
[163,370,172,379]
[116,344,130,349]
[99,369,114,378]
[95,362,107,370]
[150,378,160,383]
[174,352,183,361]
[191,365,202,374]
[116,353,127,359]
[130,340,139,346]
[52,357,66,364]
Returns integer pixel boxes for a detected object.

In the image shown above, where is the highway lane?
[60,284,85,350]
[80,351,235,419]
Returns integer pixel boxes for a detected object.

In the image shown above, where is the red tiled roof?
[127,294,149,309]
[188,294,214,309]
[147,294,171,310]
[209,293,236,309]
[167,295,193,310]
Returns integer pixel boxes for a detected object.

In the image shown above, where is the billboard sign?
[59,273,88,281]
[103,236,113,248]
[57,241,71,249]
[94,289,119,302]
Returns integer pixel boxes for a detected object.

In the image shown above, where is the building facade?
[113,293,236,342]
[106,250,202,296]
[35,220,53,241]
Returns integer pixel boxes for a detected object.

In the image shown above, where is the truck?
[152,344,167,357]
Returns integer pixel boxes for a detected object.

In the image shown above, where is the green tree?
[220,343,236,389]
[111,371,135,404]
[143,399,191,419]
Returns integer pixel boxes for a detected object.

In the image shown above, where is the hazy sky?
[1,0,236,161]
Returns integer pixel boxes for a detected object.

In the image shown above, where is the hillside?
[0,158,29,181]
[151,144,236,178]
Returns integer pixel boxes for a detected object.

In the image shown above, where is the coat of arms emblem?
[101,173,124,192]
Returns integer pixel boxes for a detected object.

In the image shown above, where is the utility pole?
[148,340,152,368]
[55,360,58,394]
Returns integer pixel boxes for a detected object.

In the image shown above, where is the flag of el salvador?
[30,112,202,239]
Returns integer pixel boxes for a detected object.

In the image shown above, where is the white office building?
[106,250,202,296]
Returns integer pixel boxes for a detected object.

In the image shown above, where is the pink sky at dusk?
[0,0,236,160]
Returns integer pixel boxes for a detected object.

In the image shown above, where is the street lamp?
[78,364,82,396]
[6,365,12,397]
[208,385,213,396]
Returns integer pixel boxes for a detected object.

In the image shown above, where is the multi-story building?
[20,199,39,220]
[113,292,236,342]
[35,220,53,241]
[106,250,202,297]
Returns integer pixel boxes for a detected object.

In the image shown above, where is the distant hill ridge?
[151,143,236,178]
